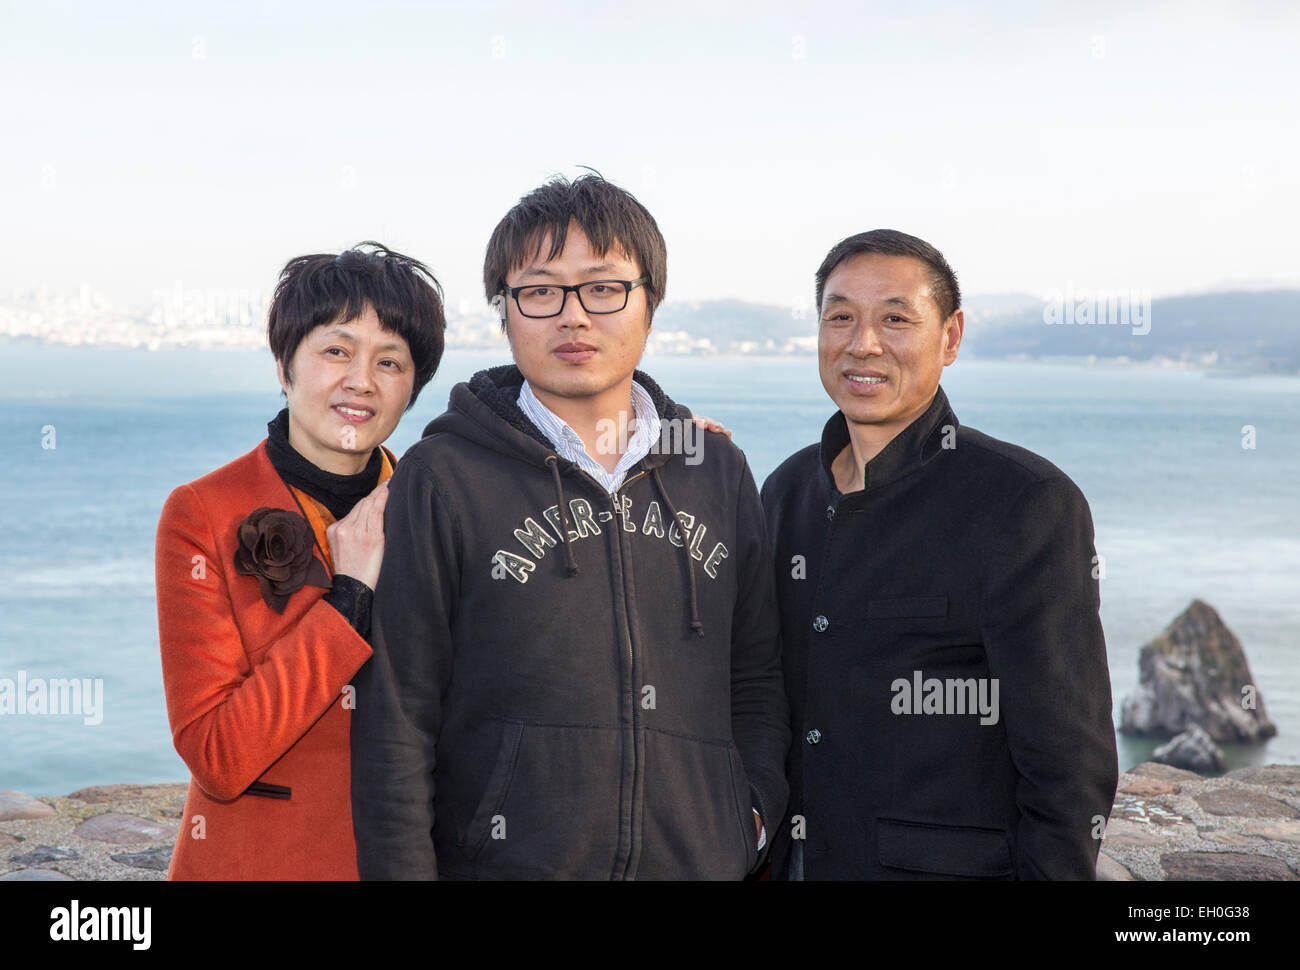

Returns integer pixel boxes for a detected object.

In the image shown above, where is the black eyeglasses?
[502,277,648,318]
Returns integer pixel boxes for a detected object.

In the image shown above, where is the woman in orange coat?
[154,243,446,879]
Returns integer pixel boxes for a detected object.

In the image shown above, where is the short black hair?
[815,229,961,321]
[268,241,446,411]
[483,171,666,331]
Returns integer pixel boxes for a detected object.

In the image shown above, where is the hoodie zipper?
[556,460,649,879]
[611,470,647,879]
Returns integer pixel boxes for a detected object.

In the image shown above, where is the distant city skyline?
[3,1,1297,311]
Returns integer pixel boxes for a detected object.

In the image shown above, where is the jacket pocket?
[866,596,948,619]
[243,780,291,800]
[876,816,1012,878]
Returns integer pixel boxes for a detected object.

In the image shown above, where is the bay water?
[1,344,1297,794]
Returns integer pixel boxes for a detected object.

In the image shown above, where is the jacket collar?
[819,384,958,495]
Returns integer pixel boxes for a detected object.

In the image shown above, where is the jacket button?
[812,615,828,632]
[826,505,835,520]
[805,729,822,745]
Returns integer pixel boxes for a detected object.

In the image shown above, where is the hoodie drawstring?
[650,466,705,638]
[546,456,580,577]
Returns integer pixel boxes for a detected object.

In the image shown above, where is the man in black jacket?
[350,173,790,879]
[761,230,1118,880]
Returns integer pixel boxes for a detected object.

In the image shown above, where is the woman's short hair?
[268,241,446,410]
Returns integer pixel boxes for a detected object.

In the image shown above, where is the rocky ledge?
[4,768,1300,880]
[1098,763,1300,880]
[0,784,185,881]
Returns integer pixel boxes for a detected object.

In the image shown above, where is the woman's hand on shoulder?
[326,480,389,590]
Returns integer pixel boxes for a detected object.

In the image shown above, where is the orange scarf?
[289,448,395,574]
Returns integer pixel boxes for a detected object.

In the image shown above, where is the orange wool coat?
[155,438,392,880]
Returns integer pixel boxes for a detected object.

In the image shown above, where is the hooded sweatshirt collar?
[427,363,690,473]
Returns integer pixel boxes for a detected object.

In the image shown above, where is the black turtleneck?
[264,408,385,639]
[266,408,386,520]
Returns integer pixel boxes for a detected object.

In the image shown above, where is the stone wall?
[4,766,1300,880]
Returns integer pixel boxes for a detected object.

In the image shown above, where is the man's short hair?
[814,229,961,321]
[483,171,667,331]
[267,241,446,411]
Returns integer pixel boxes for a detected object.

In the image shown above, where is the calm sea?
[2,344,1298,794]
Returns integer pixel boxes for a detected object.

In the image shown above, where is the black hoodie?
[350,364,790,879]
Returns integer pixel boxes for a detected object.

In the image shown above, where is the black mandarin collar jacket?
[761,385,1118,880]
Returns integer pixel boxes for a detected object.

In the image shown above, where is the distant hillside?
[649,299,817,355]
[961,290,1300,371]
[647,291,1300,370]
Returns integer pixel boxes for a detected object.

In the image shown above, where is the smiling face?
[502,222,650,419]
[818,252,963,449]
[276,304,415,475]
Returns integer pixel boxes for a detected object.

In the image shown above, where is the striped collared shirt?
[518,378,658,495]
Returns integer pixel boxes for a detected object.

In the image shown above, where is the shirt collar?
[518,378,658,464]
[819,385,958,495]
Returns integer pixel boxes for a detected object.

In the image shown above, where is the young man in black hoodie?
[350,173,790,880]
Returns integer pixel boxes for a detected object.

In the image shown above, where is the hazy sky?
[3,0,1297,313]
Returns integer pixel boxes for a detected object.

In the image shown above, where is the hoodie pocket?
[461,719,525,859]
[727,743,760,875]
[460,720,623,878]
[636,730,754,880]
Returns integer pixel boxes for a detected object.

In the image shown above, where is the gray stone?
[1096,851,1138,881]
[1242,820,1300,844]
[1152,724,1227,774]
[0,868,75,881]
[1225,766,1300,788]
[72,813,177,844]
[1128,762,1203,783]
[1103,818,1172,848]
[10,845,80,866]
[1198,830,1263,847]
[110,846,172,871]
[1110,794,1186,827]
[1193,788,1298,819]
[1118,776,1179,797]
[67,782,189,804]
[0,791,57,821]
[1161,851,1298,880]
[1119,600,1277,742]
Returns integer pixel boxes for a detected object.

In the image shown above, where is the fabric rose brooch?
[233,508,331,613]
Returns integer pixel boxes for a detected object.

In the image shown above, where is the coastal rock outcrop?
[1152,724,1227,774]
[1119,600,1277,742]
